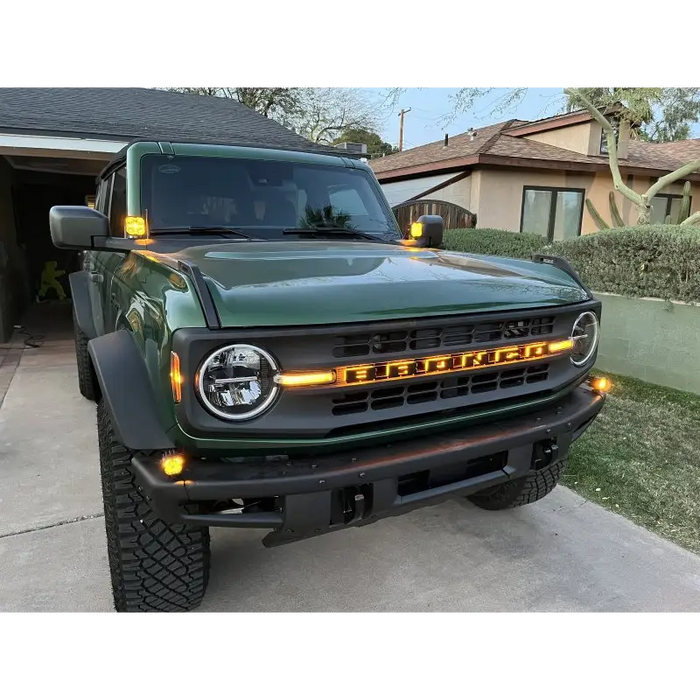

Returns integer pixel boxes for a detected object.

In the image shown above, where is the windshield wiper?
[282,227,382,241]
[150,226,260,240]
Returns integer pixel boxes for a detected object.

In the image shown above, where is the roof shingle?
[371,113,700,178]
[0,88,325,152]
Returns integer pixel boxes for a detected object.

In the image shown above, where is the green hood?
[163,241,589,327]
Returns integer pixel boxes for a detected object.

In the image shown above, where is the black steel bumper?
[131,383,604,547]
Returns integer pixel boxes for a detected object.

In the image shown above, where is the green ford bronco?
[50,140,606,612]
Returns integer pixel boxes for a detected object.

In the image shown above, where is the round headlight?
[197,344,279,420]
[570,312,599,366]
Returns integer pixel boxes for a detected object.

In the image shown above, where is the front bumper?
[131,383,604,547]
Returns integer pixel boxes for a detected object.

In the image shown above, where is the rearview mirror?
[409,214,444,248]
[49,206,138,252]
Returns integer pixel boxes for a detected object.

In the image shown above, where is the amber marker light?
[161,453,185,477]
[410,222,424,238]
[275,371,336,388]
[125,216,148,238]
[548,339,575,353]
[170,351,183,403]
[592,376,612,393]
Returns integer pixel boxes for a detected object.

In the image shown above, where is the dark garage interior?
[0,155,105,343]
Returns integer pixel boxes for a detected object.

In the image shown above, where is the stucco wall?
[471,168,700,235]
[589,174,700,228]
[473,168,596,232]
[381,165,700,237]
[525,122,596,155]
[596,292,700,394]
[380,173,458,207]
[420,175,471,211]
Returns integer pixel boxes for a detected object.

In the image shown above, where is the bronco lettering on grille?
[339,340,571,387]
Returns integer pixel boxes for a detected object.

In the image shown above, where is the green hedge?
[444,228,544,259]
[444,225,700,304]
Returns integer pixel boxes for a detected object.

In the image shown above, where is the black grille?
[331,363,550,416]
[332,316,556,359]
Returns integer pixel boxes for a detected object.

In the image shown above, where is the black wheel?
[98,400,211,612]
[467,459,567,511]
[73,308,98,401]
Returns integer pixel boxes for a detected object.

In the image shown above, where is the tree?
[168,87,302,119]
[332,128,398,157]
[565,88,700,225]
[168,87,380,145]
[383,87,700,143]
[287,88,379,144]
[565,87,700,142]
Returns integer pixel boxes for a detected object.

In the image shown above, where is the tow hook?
[532,439,558,470]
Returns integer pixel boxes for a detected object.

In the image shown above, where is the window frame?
[519,185,586,242]
[650,192,690,223]
[599,120,620,156]
[108,167,127,237]
[96,175,113,217]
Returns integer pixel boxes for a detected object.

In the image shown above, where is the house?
[0,88,327,341]
[370,109,700,238]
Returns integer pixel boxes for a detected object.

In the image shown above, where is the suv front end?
[50,139,607,611]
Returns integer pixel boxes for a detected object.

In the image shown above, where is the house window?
[520,187,584,241]
[600,120,620,155]
[650,193,690,224]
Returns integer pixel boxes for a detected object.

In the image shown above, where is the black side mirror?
[409,214,444,248]
[49,206,138,252]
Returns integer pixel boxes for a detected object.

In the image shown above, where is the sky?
[368,87,700,149]
[369,88,566,149]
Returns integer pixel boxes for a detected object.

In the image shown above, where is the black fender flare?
[68,271,97,339]
[88,330,175,451]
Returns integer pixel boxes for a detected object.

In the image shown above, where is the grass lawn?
[564,371,700,555]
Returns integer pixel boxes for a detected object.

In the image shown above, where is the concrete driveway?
[2,334,700,612]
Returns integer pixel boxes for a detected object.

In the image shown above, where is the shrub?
[443,225,700,303]
[444,228,544,259]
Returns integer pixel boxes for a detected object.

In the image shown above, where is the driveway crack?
[0,512,104,540]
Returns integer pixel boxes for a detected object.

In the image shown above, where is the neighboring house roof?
[0,88,326,152]
[371,112,700,181]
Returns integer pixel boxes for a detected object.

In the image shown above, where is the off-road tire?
[73,309,98,401]
[98,400,211,612]
[467,459,567,511]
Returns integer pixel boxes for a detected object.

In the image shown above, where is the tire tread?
[74,309,98,401]
[98,400,210,612]
[467,459,566,511]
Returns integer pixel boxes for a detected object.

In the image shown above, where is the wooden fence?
[392,199,476,236]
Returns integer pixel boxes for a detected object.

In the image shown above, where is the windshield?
[140,155,400,240]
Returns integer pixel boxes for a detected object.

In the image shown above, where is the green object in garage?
[38,260,66,301]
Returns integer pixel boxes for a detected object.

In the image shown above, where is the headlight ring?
[570,311,599,367]
[196,343,279,421]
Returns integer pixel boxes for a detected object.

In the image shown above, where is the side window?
[109,169,127,237]
[96,176,113,216]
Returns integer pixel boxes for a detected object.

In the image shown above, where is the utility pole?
[398,107,411,151]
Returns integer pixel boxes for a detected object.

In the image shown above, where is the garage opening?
[0,154,109,343]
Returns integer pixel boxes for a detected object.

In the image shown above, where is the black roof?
[0,88,329,152]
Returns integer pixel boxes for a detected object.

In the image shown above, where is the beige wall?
[473,168,595,232]
[469,168,700,235]
[410,164,700,237]
[589,175,700,227]
[526,122,599,156]
[421,175,471,211]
